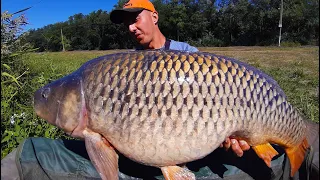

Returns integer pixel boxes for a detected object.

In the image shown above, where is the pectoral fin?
[252,143,279,167]
[83,129,119,180]
[161,165,195,180]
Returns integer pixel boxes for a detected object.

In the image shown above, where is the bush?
[188,31,226,47]
[281,41,301,47]
[1,11,68,159]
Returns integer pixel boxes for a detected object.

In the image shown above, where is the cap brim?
[110,8,144,24]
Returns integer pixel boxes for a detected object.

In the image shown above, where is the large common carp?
[34,50,318,180]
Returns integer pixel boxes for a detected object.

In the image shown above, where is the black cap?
[110,8,144,24]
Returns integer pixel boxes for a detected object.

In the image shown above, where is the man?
[110,0,198,52]
[110,0,251,157]
[1,0,318,180]
[109,1,319,180]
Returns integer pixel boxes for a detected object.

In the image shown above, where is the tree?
[24,0,319,50]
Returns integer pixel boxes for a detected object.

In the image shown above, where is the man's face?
[123,10,156,45]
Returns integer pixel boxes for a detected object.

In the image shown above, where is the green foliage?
[281,41,302,47]
[1,11,32,158]
[23,0,318,52]
[189,31,225,47]
[199,46,319,123]
[267,65,319,123]
[1,11,70,159]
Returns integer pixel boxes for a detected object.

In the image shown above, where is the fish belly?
[83,50,306,166]
[92,114,235,167]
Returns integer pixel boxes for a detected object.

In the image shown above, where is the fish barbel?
[34,50,318,180]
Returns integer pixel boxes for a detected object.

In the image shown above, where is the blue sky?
[1,0,119,31]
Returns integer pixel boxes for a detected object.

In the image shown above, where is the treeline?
[25,0,319,51]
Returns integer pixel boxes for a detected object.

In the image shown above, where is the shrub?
[1,11,68,159]
[281,41,301,47]
[188,31,226,47]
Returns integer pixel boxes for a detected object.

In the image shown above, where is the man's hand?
[220,138,250,157]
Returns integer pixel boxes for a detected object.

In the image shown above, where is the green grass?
[199,46,319,122]
[25,50,128,76]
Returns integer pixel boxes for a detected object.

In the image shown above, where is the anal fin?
[252,143,279,167]
[83,129,119,180]
[161,166,195,180]
[285,138,309,177]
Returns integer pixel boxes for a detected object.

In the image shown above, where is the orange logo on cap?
[122,0,156,12]
[123,0,132,7]
[123,3,132,7]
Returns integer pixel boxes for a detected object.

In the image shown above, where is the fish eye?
[41,88,50,99]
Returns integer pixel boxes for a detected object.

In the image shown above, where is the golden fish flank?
[195,71,203,85]
[219,69,226,84]
[160,68,167,84]
[182,60,191,73]
[166,59,173,71]
[119,66,129,80]
[169,69,176,84]
[33,50,318,180]
[192,60,200,74]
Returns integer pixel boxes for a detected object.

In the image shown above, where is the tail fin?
[285,138,309,177]
[305,120,319,146]
[285,120,319,177]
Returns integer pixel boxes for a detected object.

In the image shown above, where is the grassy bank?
[199,46,319,122]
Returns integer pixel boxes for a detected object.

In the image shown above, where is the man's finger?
[223,138,231,150]
[238,140,250,151]
[230,139,243,157]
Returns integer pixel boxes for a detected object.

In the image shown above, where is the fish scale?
[95,52,228,163]
[34,50,317,179]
